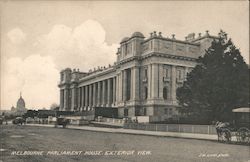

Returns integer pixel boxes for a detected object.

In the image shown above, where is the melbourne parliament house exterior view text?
[58,31,218,122]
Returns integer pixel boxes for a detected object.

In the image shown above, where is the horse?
[215,121,231,142]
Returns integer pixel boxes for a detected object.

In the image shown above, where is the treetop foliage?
[176,30,249,122]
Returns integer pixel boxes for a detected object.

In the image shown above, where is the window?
[61,73,64,81]
[165,68,169,78]
[169,108,173,115]
[163,87,168,100]
[177,70,182,79]
[164,108,168,115]
[125,43,128,55]
[144,68,148,78]
[124,108,128,117]
[177,70,181,79]
[143,108,147,116]
[144,87,148,99]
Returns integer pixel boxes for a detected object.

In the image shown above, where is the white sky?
[0,1,249,110]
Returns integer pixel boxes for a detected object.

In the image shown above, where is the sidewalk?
[26,124,218,141]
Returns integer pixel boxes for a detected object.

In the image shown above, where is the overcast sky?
[1,1,249,110]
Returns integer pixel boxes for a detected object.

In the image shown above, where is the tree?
[50,103,59,110]
[23,110,38,118]
[176,30,249,122]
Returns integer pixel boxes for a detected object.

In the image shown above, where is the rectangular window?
[177,70,182,79]
[169,108,173,115]
[124,109,128,117]
[125,44,128,55]
[144,68,148,78]
[164,108,168,115]
[143,108,147,116]
[61,73,64,81]
[165,68,169,78]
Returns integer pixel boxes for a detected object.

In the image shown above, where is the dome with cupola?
[120,37,130,43]
[131,32,144,38]
[16,92,26,110]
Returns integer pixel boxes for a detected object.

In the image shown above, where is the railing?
[97,117,124,124]
[124,123,217,135]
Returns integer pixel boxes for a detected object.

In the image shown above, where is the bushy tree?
[177,30,249,122]
[23,110,38,118]
[50,103,59,110]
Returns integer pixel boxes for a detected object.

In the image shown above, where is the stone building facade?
[58,31,218,121]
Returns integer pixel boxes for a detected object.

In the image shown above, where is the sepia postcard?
[0,1,249,162]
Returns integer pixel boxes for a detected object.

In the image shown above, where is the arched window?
[163,87,168,100]
[144,87,148,99]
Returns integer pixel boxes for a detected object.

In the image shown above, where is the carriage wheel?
[237,128,250,143]
[221,128,231,143]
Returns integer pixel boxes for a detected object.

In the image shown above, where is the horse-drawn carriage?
[215,107,250,144]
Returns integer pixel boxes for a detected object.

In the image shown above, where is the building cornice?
[141,52,197,62]
[78,67,116,83]
[143,36,200,46]
[192,35,219,42]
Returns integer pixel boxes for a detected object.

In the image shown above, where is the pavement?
[90,121,123,128]
[26,123,219,141]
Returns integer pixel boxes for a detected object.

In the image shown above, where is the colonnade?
[76,77,117,111]
[59,65,190,111]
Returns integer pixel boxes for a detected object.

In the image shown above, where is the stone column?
[83,87,85,110]
[184,66,189,81]
[78,88,81,110]
[151,63,159,99]
[74,87,78,111]
[93,83,96,107]
[81,86,84,111]
[159,64,164,99]
[107,79,111,106]
[81,87,83,111]
[85,85,89,110]
[102,80,106,106]
[89,84,92,110]
[118,73,123,103]
[113,77,116,106]
[64,88,69,111]
[130,69,134,100]
[116,74,120,103]
[131,67,140,100]
[122,70,127,101]
[60,89,64,110]
[77,87,80,111]
[71,88,75,111]
[97,82,101,106]
[148,64,152,99]
[171,65,177,103]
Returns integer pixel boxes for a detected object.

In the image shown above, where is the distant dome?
[131,32,144,38]
[11,106,15,111]
[16,93,26,110]
[120,37,130,43]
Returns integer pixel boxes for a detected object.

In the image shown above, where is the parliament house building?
[58,31,218,122]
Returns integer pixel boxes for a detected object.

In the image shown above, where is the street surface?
[0,125,249,162]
